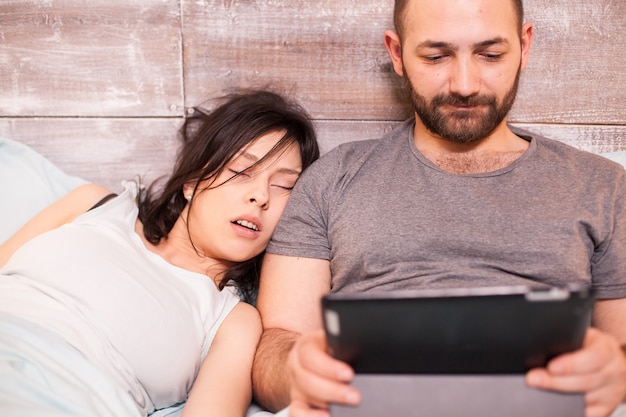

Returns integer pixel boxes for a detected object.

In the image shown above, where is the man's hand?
[526,327,626,417]
[288,330,361,417]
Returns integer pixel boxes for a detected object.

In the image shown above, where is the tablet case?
[322,285,594,417]
[329,374,585,417]
[322,285,594,374]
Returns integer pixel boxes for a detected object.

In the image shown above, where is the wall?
[0,0,624,190]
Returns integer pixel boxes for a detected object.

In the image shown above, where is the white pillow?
[600,150,626,168]
[0,138,87,243]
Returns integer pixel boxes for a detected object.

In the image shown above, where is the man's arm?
[252,253,332,412]
[593,298,626,344]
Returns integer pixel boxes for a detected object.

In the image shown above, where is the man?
[252,0,626,416]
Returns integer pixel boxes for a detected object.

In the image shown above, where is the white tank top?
[0,181,241,413]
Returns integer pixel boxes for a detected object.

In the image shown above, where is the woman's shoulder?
[69,183,116,208]
[219,301,262,340]
[0,183,115,267]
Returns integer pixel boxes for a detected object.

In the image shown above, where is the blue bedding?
[0,312,141,417]
[0,311,282,417]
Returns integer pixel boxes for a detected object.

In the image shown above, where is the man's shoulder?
[320,119,414,165]
[294,119,414,193]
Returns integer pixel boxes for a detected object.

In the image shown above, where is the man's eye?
[482,53,503,61]
[425,55,446,63]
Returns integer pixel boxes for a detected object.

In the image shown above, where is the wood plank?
[0,0,183,117]
[511,123,626,154]
[2,119,623,194]
[0,0,623,191]
[316,121,626,154]
[182,0,626,124]
[0,118,182,191]
[181,0,408,120]
[514,0,626,124]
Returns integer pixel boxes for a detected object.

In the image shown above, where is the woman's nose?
[247,180,269,208]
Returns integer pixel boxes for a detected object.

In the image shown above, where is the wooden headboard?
[1,0,624,191]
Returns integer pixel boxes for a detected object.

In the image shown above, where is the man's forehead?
[402,0,519,43]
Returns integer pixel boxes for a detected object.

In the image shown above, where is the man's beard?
[403,65,521,144]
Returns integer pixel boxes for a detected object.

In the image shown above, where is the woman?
[0,90,320,417]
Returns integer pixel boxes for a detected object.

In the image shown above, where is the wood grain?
[0,118,182,191]
[317,121,626,155]
[515,0,626,124]
[2,118,623,192]
[181,0,407,121]
[0,0,183,117]
[182,0,626,124]
[0,0,624,185]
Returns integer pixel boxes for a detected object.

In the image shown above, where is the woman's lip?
[230,215,262,239]
[231,221,261,239]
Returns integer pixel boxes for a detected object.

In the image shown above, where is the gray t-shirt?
[268,120,626,299]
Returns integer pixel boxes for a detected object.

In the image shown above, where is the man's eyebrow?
[473,37,509,48]
[417,40,456,50]
[417,37,509,50]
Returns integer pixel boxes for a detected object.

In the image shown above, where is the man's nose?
[449,57,481,97]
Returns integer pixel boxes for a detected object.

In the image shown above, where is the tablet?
[321,285,595,374]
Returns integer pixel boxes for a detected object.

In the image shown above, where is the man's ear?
[519,22,534,72]
[384,29,404,77]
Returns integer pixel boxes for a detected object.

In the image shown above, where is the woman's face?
[184,130,303,266]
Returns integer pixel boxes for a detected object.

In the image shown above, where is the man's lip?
[445,103,484,111]
[447,102,480,108]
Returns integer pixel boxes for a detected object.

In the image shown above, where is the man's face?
[397,0,528,143]
[402,64,521,144]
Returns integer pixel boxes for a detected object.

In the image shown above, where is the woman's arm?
[182,301,262,417]
[0,183,113,267]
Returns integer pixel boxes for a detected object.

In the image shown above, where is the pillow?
[0,138,87,243]
[600,150,626,169]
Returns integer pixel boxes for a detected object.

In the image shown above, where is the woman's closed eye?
[270,171,300,192]
[228,168,250,178]
[271,182,296,191]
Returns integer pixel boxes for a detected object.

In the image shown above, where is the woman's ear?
[384,29,404,77]
[182,182,196,201]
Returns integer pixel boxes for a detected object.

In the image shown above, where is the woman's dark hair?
[138,89,320,303]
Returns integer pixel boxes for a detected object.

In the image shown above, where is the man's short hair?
[393,0,524,40]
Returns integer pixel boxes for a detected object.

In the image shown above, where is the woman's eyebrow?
[277,167,302,176]
[238,151,302,175]
[238,151,259,163]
